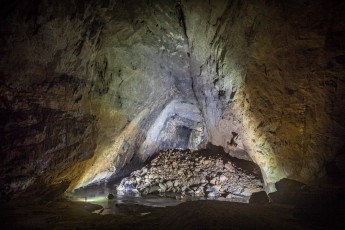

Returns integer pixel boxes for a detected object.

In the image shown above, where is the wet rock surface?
[118,148,263,199]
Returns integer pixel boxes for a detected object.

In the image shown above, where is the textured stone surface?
[0,0,206,194]
[249,191,269,204]
[268,178,305,204]
[182,0,345,190]
[117,149,263,199]
[1,0,345,196]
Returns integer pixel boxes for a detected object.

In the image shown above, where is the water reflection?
[71,184,185,215]
[70,183,247,216]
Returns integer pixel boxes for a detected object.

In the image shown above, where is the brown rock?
[269,178,305,204]
[249,191,269,204]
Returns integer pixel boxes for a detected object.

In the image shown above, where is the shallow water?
[70,184,248,215]
[70,184,185,215]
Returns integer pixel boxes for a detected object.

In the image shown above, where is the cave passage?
[1,0,345,229]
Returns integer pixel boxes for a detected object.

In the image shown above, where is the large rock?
[268,178,305,204]
[249,191,269,204]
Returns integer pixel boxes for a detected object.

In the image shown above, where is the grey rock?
[158,183,166,192]
[166,181,173,188]
[117,149,264,199]
[174,180,180,187]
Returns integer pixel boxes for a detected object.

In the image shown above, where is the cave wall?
[0,0,206,193]
[1,0,345,195]
[183,0,345,190]
[0,0,102,193]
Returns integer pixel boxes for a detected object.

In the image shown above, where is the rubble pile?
[117,149,263,199]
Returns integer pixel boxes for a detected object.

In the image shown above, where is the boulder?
[269,178,305,204]
[174,180,180,187]
[249,191,269,204]
[219,175,228,182]
[148,185,160,194]
[166,181,173,188]
[207,192,217,197]
[158,183,166,192]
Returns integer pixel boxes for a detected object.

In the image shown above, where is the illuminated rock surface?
[1,1,345,228]
[117,149,263,199]
[183,0,345,190]
[0,0,206,194]
[0,0,345,198]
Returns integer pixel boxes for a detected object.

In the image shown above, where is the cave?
[1,0,345,229]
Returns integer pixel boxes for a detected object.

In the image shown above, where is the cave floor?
[1,197,343,230]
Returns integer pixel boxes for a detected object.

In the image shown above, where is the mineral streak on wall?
[0,0,344,194]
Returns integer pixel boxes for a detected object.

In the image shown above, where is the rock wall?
[1,0,344,195]
[183,0,345,190]
[0,0,102,193]
[0,0,206,194]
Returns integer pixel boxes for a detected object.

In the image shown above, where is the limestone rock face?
[1,0,345,196]
[182,0,345,190]
[0,0,206,194]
